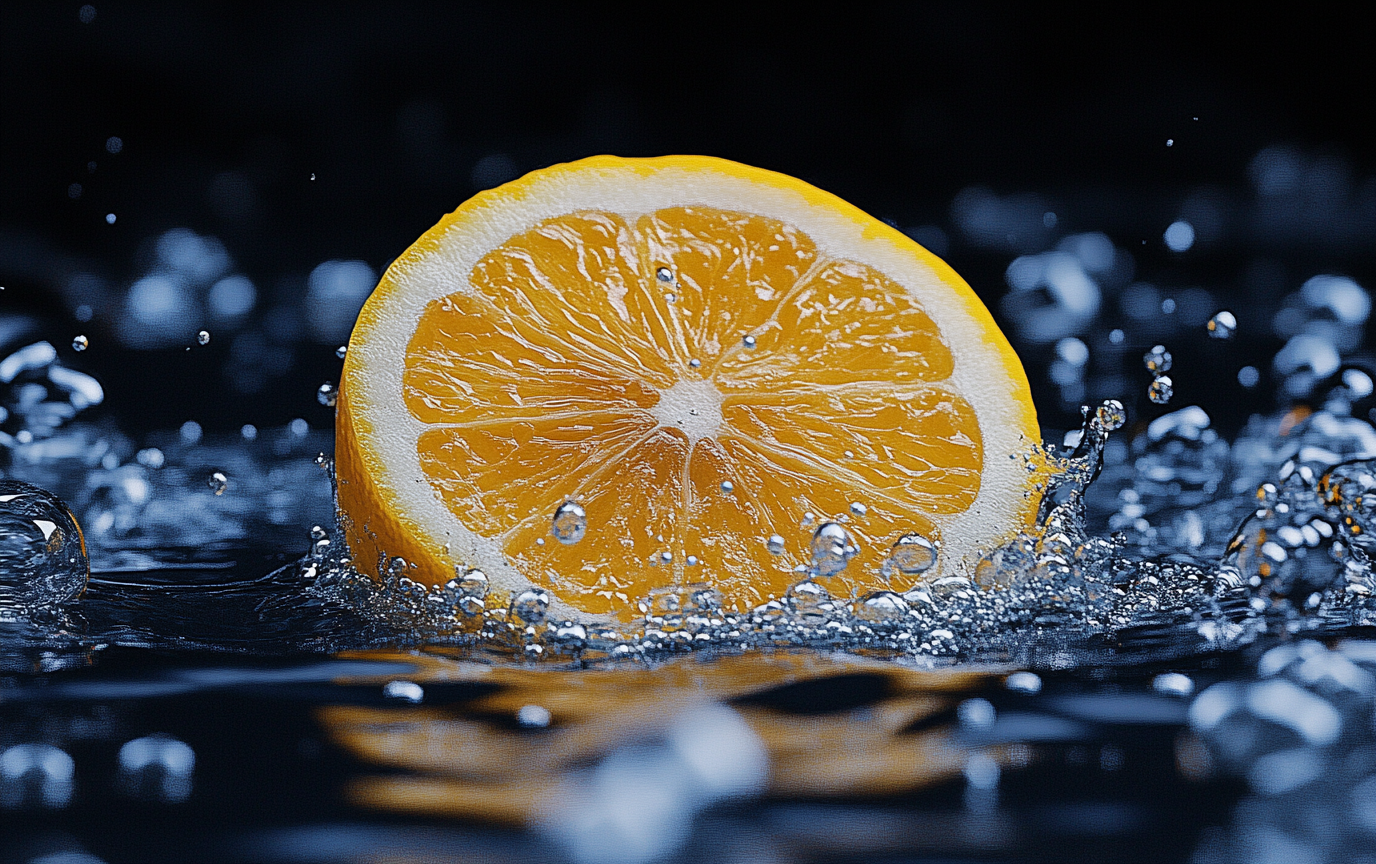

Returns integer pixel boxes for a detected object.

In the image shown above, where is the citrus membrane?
[335,155,1040,620]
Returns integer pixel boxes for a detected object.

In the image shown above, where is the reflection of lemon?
[335,155,1039,619]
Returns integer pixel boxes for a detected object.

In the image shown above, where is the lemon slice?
[335,155,1039,619]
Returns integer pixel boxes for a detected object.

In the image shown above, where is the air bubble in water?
[317,382,338,407]
[720,480,734,494]
[810,521,859,577]
[884,533,937,576]
[1144,345,1172,374]
[207,471,228,495]
[766,534,785,555]
[742,335,757,349]
[71,335,88,352]
[1148,375,1174,405]
[656,267,673,283]
[335,345,347,359]
[1207,310,1237,339]
[0,481,90,613]
[850,502,867,516]
[1095,399,1127,431]
[551,501,586,545]
[510,588,550,625]
[197,330,211,346]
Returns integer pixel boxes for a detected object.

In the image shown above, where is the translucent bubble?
[720,481,734,494]
[742,335,757,349]
[810,521,859,577]
[884,533,937,576]
[383,680,424,703]
[1148,375,1174,405]
[517,704,552,728]
[207,471,228,495]
[0,481,90,612]
[105,213,116,225]
[688,358,701,368]
[849,502,868,516]
[551,501,586,545]
[510,588,550,625]
[1207,310,1237,339]
[766,534,785,555]
[316,381,338,407]
[1096,399,1127,431]
[1144,345,1173,374]
[656,267,673,283]
[335,345,347,359]
[854,590,909,623]
[71,335,88,352]
[197,330,211,346]
[1239,366,1260,388]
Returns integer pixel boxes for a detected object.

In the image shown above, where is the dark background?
[2,3,1374,441]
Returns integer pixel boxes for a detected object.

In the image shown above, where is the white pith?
[347,159,1034,617]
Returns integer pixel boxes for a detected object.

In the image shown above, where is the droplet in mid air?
[551,501,587,545]
[335,345,347,359]
[1148,376,1174,405]
[810,521,859,577]
[883,532,937,576]
[317,381,338,407]
[207,471,228,495]
[0,480,90,613]
[197,330,211,346]
[1095,399,1127,431]
[1143,345,1172,374]
[1207,310,1237,339]
[71,335,88,352]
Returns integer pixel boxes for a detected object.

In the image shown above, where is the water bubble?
[289,418,309,437]
[79,4,96,24]
[1207,310,1237,339]
[656,266,673,283]
[180,421,202,444]
[720,480,734,494]
[0,481,90,613]
[685,555,700,567]
[1239,366,1260,388]
[1109,328,1125,344]
[105,213,116,225]
[551,501,587,545]
[383,680,424,703]
[1144,345,1173,374]
[517,704,552,728]
[1095,399,1127,431]
[688,358,701,369]
[854,590,909,623]
[196,330,211,346]
[1152,673,1195,696]
[71,335,88,352]
[1148,375,1174,404]
[316,381,338,407]
[510,588,550,625]
[207,471,228,495]
[135,447,164,469]
[849,502,868,516]
[240,424,257,440]
[335,345,347,359]
[1164,220,1195,252]
[742,335,757,349]
[884,533,937,576]
[766,534,785,555]
[810,521,859,577]
[1005,671,1042,693]
[105,136,123,154]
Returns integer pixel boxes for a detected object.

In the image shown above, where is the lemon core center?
[650,379,724,442]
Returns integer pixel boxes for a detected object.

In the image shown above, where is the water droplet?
[383,680,424,703]
[855,590,909,623]
[1143,345,1172,374]
[659,550,673,564]
[688,358,701,368]
[720,480,734,494]
[207,471,228,495]
[665,293,677,303]
[1238,365,1260,388]
[656,266,673,283]
[849,502,867,516]
[240,424,257,441]
[71,335,88,352]
[885,533,937,575]
[766,534,785,555]
[517,704,551,728]
[742,335,757,349]
[317,381,338,407]
[1095,399,1127,431]
[1148,375,1174,404]
[335,345,347,359]
[197,330,211,346]
[787,579,831,610]
[509,588,550,625]
[0,480,90,612]
[551,501,586,545]
[105,213,116,225]
[1207,310,1237,339]
[810,521,859,577]
[686,555,700,567]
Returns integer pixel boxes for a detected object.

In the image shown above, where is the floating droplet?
[688,358,701,368]
[810,521,859,577]
[105,213,116,224]
[0,480,90,612]
[317,381,338,407]
[1148,375,1174,405]
[885,533,937,575]
[656,266,673,283]
[766,534,786,555]
[1207,310,1237,339]
[71,335,88,352]
[686,555,700,567]
[509,588,550,625]
[742,334,757,349]
[720,480,734,494]
[551,501,586,545]
[335,345,347,359]
[207,471,228,495]
[849,502,867,516]
[197,330,211,346]
[1095,399,1127,431]
[1143,345,1172,374]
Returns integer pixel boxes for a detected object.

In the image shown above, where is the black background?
[2,3,1375,440]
